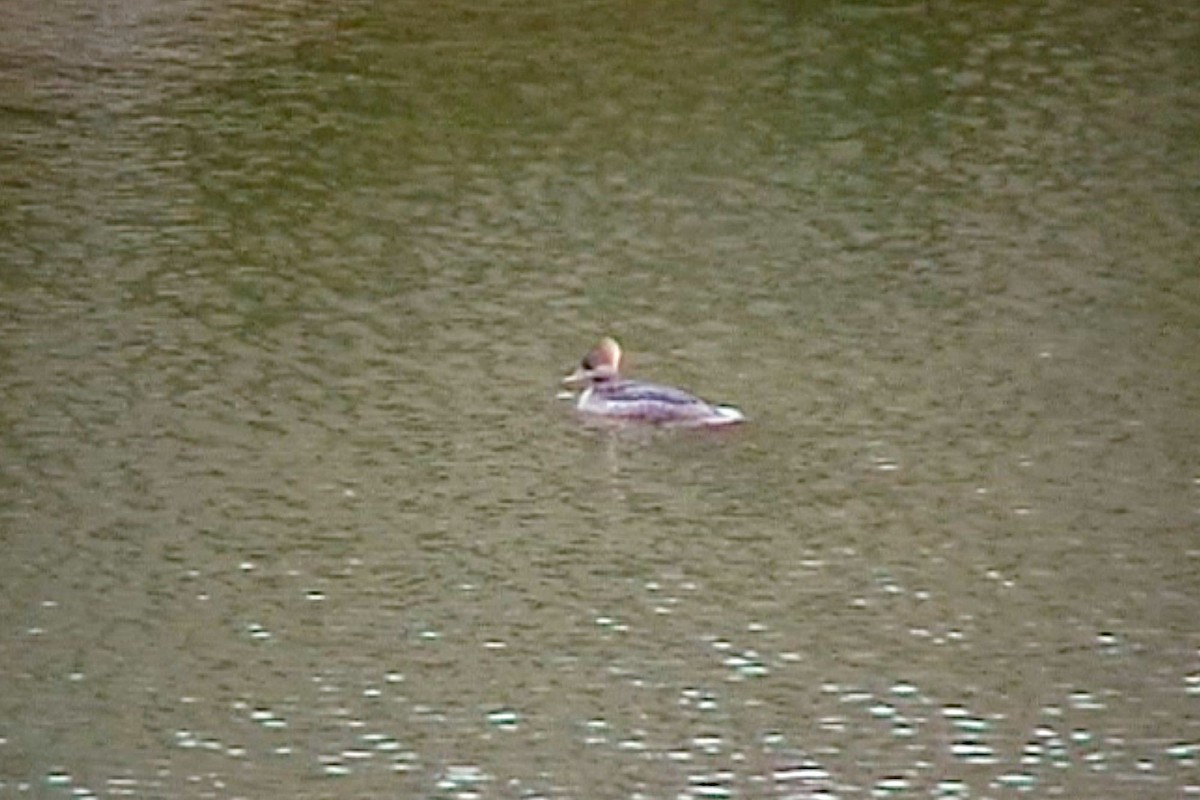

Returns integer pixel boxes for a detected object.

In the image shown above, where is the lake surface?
[2,1,1198,797]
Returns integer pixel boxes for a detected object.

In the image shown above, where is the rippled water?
[2,1,1198,798]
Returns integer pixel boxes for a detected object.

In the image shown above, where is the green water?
[1,1,1197,797]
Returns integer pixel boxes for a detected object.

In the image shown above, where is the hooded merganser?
[561,337,745,427]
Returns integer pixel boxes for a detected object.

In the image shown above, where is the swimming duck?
[561,337,745,427]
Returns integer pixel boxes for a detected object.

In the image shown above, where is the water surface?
[1,1,1198,797]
